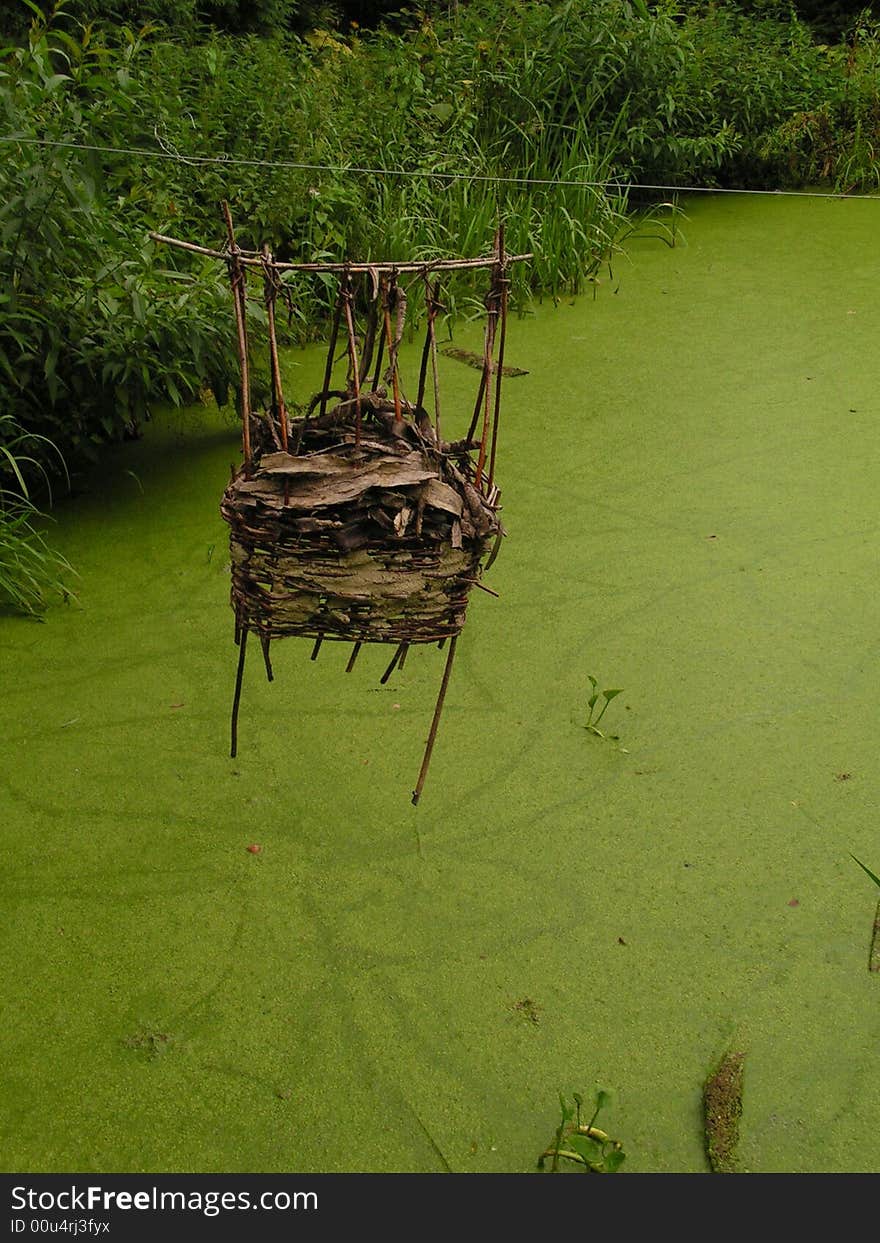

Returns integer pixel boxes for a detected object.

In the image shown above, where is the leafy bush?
[4,0,880,502]
[0,10,239,478]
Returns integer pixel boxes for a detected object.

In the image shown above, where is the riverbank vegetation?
[2,0,880,607]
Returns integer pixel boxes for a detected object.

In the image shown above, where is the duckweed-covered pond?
[2,194,879,1173]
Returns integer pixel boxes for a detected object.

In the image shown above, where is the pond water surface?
[3,193,879,1173]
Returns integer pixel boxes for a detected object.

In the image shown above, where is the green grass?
[0,416,74,616]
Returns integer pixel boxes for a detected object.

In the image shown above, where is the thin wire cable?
[3,134,880,200]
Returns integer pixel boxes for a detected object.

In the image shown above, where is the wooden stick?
[318,295,344,422]
[260,632,273,682]
[370,317,386,393]
[380,642,406,685]
[416,313,432,411]
[466,368,488,446]
[221,202,252,471]
[465,578,500,598]
[340,270,363,446]
[230,627,248,758]
[425,277,443,446]
[381,277,403,425]
[310,635,323,661]
[488,225,507,488]
[345,641,362,673]
[397,642,409,672]
[262,245,289,452]
[358,295,379,387]
[411,635,458,806]
[474,231,501,489]
[150,232,532,274]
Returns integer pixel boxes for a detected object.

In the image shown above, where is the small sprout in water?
[584,676,626,747]
[538,1088,625,1174]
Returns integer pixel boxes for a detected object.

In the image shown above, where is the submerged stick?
[230,627,248,758]
[412,635,458,806]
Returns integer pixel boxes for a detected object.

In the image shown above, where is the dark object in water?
[441,346,529,377]
[703,1049,745,1173]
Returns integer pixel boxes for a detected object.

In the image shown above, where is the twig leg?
[412,635,458,806]
[230,628,248,759]
[345,641,362,673]
[397,642,409,672]
[380,642,406,685]
[310,635,323,662]
[260,633,273,682]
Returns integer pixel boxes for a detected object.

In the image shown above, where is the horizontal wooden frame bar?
[149,231,531,274]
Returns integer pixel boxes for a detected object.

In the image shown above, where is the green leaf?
[604,1148,626,1173]
[568,1133,603,1163]
[851,854,880,889]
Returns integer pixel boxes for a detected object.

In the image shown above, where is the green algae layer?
[3,195,880,1174]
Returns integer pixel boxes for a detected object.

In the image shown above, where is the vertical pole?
[427,278,443,448]
[262,245,289,453]
[488,225,507,488]
[381,275,403,424]
[222,201,252,473]
[341,268,363,447]
[319,295,344,421]
[358,282,380,387]
[474,229,501,490]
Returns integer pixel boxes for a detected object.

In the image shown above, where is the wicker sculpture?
[152,207,530,802]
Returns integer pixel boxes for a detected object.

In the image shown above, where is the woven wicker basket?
[221,411,501,647]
